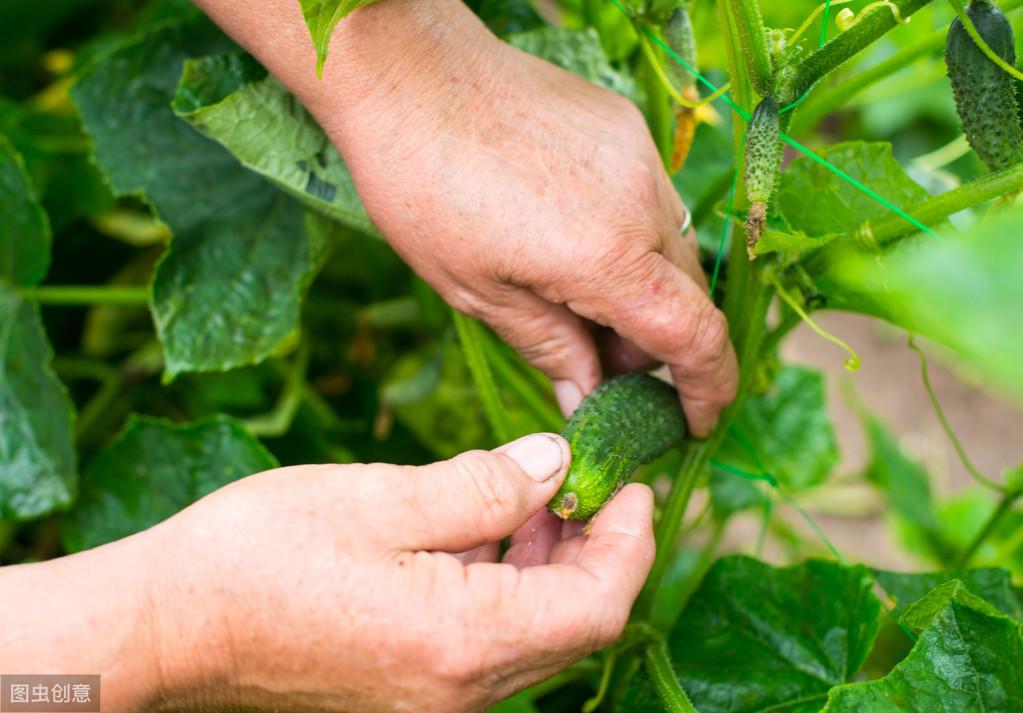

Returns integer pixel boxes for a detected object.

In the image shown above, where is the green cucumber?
[666,3,698,89]
[946,0,1023,172]
[667,3,700,173]
[743,96,783,259]
[548,373,687,520]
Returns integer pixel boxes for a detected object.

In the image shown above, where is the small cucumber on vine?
[743,96,783,260]
[946,0,1023,172]
[666,3,699,172]
[548,373,686,520]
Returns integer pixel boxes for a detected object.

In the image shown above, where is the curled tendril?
[836,1,910,32]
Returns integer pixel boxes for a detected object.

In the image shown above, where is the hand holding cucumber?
[196,0,739,437]
[1,435,653,712]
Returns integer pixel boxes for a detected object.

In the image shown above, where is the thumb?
[394,434,570,552]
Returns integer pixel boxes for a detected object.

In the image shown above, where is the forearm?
[0,528,223,712]
[0,534,159,710]
[189,0,496,141]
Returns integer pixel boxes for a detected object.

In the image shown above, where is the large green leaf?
[72,18,331,379]
[173,54,375,235]
[298,0,378,74]
[875,568,1023,620]
[507,27,640,102]
[0,136,50,286]
[623,556,882,713]
[61,414,277,552]
[760,142,928,258]
[154,204,334,379]
[822,205,1023,400]
[823,581,1023,712]
[717,366,839,491]
[0,286,76,520]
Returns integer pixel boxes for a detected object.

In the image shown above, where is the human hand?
[315,0,738,435]
[141,434,654,712]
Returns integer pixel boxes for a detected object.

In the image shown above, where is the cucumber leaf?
[0,136,50,286]
[821,204,1023,401]
[875,568,1023,620]
[0,287,76,520]
[507,27,641,102]
[173,54,376,236]
[622,556,882,713]
[823,580,1023,712]
[72,18,331,379]
[716,365,839,491]
[298,0,378,75]
[758,142,928,258]
[61,414,277,552]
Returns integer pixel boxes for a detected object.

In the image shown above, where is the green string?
[820,0,833,47]
[713,427,919,644]
[709,158,742,298]
[616,0,939,240]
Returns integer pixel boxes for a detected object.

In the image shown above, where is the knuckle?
[451,451,520,519]
[683,301,732,364]
[444,286,488,320]
[687,300,728,355]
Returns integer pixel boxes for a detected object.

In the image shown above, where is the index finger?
[567,250,738,437]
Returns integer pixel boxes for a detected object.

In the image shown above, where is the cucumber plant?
[2,0,1023,712]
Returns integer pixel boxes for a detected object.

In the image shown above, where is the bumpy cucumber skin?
[666,5,698,89]
[946,1,1023,172]
[744,97,783,204]
[667,4,699,173]
[548,374,687,520]
[743,97,783,258]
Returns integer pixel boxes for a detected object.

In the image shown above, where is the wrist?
[0,531,185,712]
[139,518,238,711]
[303,0,503,144]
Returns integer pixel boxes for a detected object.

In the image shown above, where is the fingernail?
[505,435,565,482]
[554,380,584,417]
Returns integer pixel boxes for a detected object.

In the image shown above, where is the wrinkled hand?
[310,0,739,435]
[150,434,653,712]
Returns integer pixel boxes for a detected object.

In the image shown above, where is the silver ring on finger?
[679,209,693,236]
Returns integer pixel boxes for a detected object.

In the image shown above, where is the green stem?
[23,285,150,306]
[726,0,774,96]
[778,0,937,105]
[637,442,713,617]
[790,31,944,133]
[867,160,1023,241]
[954,487,1023,567]
[760,302,802,355]
[644,640,699,713]
[792,0,1023,133]
[907,335,1004,492]
[583,0,603,30]
[809,160,1023,272]
[243,341,310,438]
[485,335,563,433]
[0,519,13,558]
[452,310,512,444]
[51,357,124,443]
[641,39,675,166]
